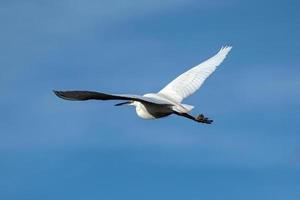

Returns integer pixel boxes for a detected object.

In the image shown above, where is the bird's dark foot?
[195,114,213,124]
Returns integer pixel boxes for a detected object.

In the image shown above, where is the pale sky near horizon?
[1,0,300,199]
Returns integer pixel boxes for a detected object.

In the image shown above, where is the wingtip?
[220,45,232,51]
[53,90,66,99]
[218,45,233,56]
[53,90,61,96]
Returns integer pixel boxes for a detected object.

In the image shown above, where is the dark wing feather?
[54,90,130,101]
[53,90,170,105]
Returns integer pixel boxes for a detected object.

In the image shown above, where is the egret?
[54,46,232,124]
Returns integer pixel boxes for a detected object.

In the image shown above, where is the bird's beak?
[114,101,132,106]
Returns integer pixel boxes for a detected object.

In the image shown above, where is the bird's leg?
[174,112,213,124]
[195,114,213,124]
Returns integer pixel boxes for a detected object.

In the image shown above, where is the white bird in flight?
[54,46,232,124]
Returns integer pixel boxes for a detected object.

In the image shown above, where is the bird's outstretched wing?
[159,46,232,102]
[53,90,170,105]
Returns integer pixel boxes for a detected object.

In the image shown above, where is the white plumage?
[159,46,232,103]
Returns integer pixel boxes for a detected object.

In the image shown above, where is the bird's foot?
[195,114,213,124]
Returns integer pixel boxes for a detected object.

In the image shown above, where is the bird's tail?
[181,104,194,112]
[172,104,194,113]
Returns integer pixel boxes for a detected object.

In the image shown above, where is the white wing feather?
[159,46,232,102]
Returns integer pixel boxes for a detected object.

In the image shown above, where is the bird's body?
[133,93,190,119]
[54,46,232,124]
[133,101,172,119]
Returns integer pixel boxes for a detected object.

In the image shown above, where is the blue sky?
[1,0,300,199]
